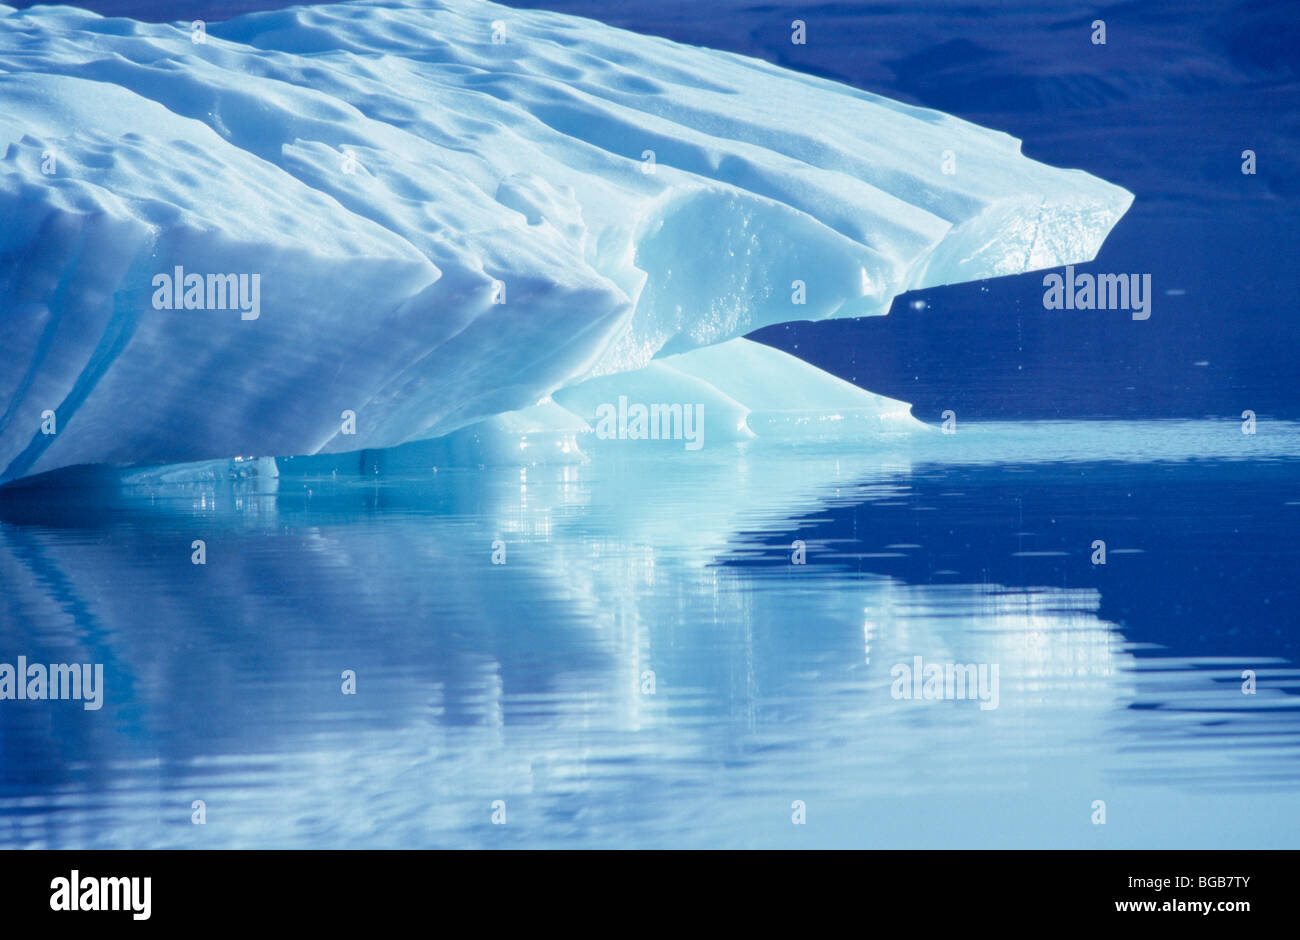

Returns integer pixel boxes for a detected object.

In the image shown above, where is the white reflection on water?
[0,421,1297,847]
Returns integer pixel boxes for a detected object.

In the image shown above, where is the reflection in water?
[0,422,1297,847]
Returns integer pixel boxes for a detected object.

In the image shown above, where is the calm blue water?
[1,422,1297,848]
[1,0,1296,849]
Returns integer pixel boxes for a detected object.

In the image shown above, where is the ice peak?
[0,0,1131,482]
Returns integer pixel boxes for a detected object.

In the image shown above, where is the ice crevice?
[0,0,1133,483]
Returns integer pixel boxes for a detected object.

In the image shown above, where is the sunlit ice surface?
[0,419,1297,848]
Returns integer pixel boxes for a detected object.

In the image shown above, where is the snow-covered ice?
[0,0,1132,482]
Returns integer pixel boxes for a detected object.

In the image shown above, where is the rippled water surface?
[1,421,1297,848]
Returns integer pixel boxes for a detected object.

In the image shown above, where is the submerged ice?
[0,0,1132,482]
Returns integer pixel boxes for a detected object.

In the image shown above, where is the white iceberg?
[0,0,1132,482]
[553,337,921,448]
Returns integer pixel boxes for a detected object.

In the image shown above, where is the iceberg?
[553,337,921,447]
[0,0,1132,483]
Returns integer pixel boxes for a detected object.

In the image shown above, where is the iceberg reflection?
[0,421,1297,847]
